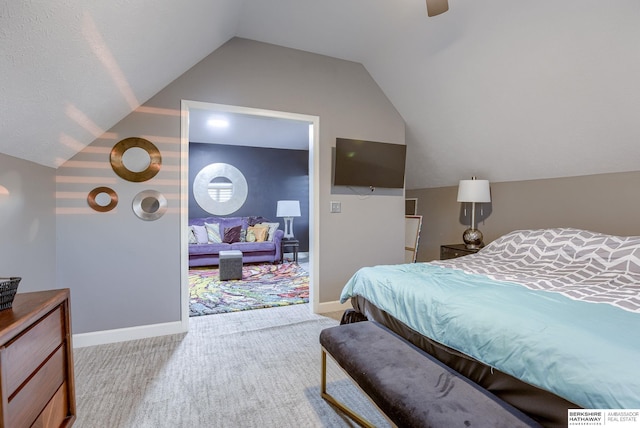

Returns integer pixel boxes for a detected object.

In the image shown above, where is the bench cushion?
[320,321,540,428]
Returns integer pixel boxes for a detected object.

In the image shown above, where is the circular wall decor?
[132,190,167,221]
[193,163,248,215]
[110,137,162,182]
[87,187,118,212]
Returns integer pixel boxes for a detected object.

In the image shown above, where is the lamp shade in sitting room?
[277,200,301,239]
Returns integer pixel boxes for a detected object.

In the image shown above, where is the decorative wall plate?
[87,187,118,212]
[110,137,162,182]
[132,190,167,221]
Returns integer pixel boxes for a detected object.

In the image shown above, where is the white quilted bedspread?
[433,228,640,312]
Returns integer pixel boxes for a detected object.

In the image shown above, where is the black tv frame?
[333,138,407,189]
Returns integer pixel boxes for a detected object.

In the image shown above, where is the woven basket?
[0,277,21,310]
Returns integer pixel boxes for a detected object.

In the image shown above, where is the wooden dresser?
[0,289,76,427]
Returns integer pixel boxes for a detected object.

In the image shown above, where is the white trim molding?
[180,100,320,322]
[73,321,186,348]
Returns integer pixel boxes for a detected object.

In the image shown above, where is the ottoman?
[219,250,243,280]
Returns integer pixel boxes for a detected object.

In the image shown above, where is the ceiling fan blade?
[426,0,449,17]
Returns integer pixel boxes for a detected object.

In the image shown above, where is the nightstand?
[440,244,480,260]
[281,238,299,263]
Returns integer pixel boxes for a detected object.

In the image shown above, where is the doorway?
[179,100,320,329]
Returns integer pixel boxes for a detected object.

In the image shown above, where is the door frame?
[179,100,320,330]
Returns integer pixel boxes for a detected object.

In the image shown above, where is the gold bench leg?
[321,348,378,428]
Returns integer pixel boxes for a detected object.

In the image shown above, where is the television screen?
[334,138,407,189]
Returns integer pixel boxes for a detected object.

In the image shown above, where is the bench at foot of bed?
[320,321,541,428]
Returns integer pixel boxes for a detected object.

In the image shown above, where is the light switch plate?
[330,201,341,213]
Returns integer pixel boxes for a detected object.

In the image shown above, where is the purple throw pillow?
[223,225,242,244]
[247,216,269,226]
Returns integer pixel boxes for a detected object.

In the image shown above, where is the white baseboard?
[73,321,187,348]
[74,300,349,348]
[315,299,352,314]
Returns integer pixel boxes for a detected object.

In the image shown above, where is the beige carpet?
[73,304,391,427]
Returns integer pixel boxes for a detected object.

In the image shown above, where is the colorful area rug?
[189,263,309,316]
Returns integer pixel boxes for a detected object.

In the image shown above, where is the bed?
[339,228,640,427]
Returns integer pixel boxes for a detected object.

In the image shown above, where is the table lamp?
[276,200,301,240]
[457,177,491,249]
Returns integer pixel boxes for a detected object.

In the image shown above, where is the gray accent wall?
[407,171,640,262]
[56,37,405,334]
[189,143,310,251]
[0,153,56,292]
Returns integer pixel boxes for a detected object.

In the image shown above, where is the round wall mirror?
[132,190,167,221]
[110,137,162,182]
[193,163,248,215]
[87,187,118,212]
[121,146,151,172]
[141,196,160,213]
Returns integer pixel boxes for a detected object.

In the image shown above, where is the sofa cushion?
[259,222,280,241]
[204,222,222,243]
[191,225,208,244]
[189,242,231,255]
[248,225,268,242]
[247,216,270,226]
[231,241,276,252]
[219,217,246,232]
[188,227,197,244]
[189,216,248,230]
[188,217,210,227]
[223,225,242,243]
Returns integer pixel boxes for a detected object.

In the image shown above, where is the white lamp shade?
[276,200,301,217]
[457,179,491,203]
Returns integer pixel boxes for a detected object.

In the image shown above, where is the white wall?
[56,38,405,336]
[0,153,56,291]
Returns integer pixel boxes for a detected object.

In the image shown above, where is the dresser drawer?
[6,345,66,428]
[31,382,69,428]
[3,306,64,396]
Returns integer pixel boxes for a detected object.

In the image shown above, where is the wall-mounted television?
[333,138,407,189]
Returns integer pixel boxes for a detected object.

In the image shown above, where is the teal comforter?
[340,262,640,410]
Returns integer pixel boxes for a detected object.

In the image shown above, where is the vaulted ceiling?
[2,0,639,188]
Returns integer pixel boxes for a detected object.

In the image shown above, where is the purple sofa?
[188,216,283,267]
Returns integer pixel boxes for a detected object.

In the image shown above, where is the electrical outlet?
[330,201,341,213]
